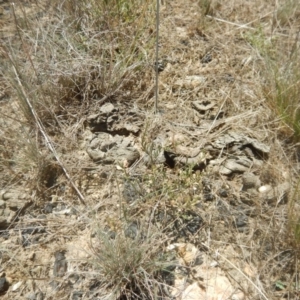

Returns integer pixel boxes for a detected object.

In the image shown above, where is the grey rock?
[87,133,139,166]
[72,291,84,300]
[143,150,166,166]
[18,193,27,200]
[7,198,24,210]
[49,280,59,290]
[87,104,119,132]
[68,273,80,285]
[125,222,139,239]
[0,190,6,200]
[86,113,102,122]
[2,191,14,200]
[234,215,248,228]
[100,103,117,114]
[192,100,215,112]
[86,148,106,161]
[242,173,261,190]
[119,136,132,147]
[0,277,9,294]
[53,251,67,277]
[203,192,214,201]
[123,123,140,134]
[108,146,140,166]
[218,189,228,197]
[44,203,54,214]
[212,132,270,155]
[259,182,290,204]
[3,208,12,217]
[219,156,252,175]
[36,292,44,300]
[0,200,5,208]
[248,138,270,155]
[99,140,117,152]
[89,133,112,148]
[25,292,37,300]
[107,115,118,125]
[0,217,8,229]
[6,210,16,223]
[174,151,207,166]
[123,179,144,203]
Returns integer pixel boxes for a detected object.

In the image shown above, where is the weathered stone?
[259,182,290,204]
[258,185,272,193]
[100,103,117,114]
[0,277,9,294]
[144,150,166,166]
[7,199,24,210]
[87,133,140,166]
[86,148,105,161]
[18,193,27,200]
[192,100,215,112]
[0,216,8,228]
[53,251,67,277]
[123,179,144,203]
[2,191,15,200]
[242,173,261,191]
[2,208,11,217]
[219,156,252,175]
[25,292,37,300]
[36,292,44,300]
[123,123,140,134]
[175,75,206,88]
[12,281,22,292]
[212,132,270,155]
[107,147,140,166]
[234,214,248,231]
[0,190,6,200]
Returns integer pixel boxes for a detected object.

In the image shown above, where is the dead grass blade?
[10,62,86,206]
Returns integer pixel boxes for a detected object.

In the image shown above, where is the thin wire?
[155,0,160,113]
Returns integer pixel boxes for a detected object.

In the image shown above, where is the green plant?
[263,39,300,141]
[245,26,300,142]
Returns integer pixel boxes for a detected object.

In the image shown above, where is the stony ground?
[0,0,299,299]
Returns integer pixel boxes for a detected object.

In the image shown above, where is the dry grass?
[89,227,173,299]
[240,0,300,143]
[243,1,300,296]
[1,0,300,299]
[0,0,155,191]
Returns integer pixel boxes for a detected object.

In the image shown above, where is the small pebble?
[26,292,36,300]
[2,192,14,200]
[44,203,54,214]
[12,281,22,292]
[258,185,272,193]
[203,193,214,201]
[36,292,44,300]
[72,291,84,300]
[53,251,67,277]
[218,189,228,198]
[68,273,80,285]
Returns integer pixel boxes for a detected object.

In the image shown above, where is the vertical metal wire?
[155,0,160,113]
